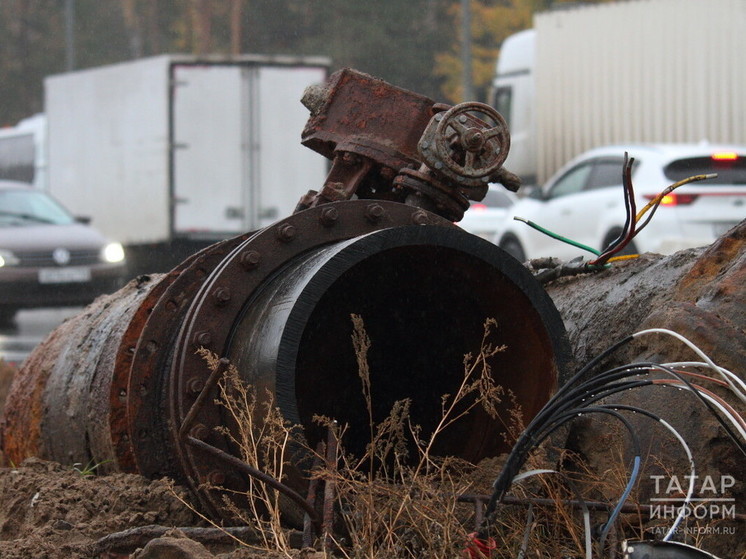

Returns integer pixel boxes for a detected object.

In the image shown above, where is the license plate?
[38,267,92,284]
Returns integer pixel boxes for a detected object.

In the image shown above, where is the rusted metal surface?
[301,68,436,170]
[1,313,80,462]
[419,102,510,188]
[168,201,468,517]
[297,69,519,221]
[2,274,166,467]
[322,422,338,552]
[0,70,571,532]
[302,442,325,548]
[125,233,253,479]
[546,220,745,559]
[107,252,201,473]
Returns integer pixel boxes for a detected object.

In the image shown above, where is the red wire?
[590,155,637,265]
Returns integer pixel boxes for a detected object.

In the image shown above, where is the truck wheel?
[602,229,638,256]
[500,236,526,262]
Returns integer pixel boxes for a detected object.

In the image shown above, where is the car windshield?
[0,188,76,226]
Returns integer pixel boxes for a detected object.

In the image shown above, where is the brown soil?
[0,457,196,558]
[0,454,309,558]
[0,363,275,559]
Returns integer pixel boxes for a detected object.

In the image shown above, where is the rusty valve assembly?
[1,69,568,531]
[296,69,521,221]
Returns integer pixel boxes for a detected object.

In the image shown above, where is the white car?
[494,144,746,262]
[458,186,518,240]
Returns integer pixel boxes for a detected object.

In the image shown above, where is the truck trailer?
[44,54,330,273]
[491,0,746,186]
[0,113,46,189]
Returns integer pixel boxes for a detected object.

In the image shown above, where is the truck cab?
[490,29,536,187]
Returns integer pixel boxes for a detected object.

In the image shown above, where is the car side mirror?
[527,187,545,201]
[75,216,92,225]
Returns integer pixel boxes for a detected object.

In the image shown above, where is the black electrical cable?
[502,368,650,468]
[599,403,698,545]
[498,361,642,475]
[551,336,635,399]
[478,326,746,555]
[484,332,745,529]
[543,362,745,455]
[532,407,642,464]
[490,378,743,528]
[543,407,643,551]
[645,364,746,455]
[491,402,693,556]
[492,373,644,475]
[488,378,651,514]
[592,155,638,265]
[481,406,643,541]
[486,362,745,529]
[600,153,634,254]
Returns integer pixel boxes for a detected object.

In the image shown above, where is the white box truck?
[44,54,330,273]
[0,113,47,189]
[491,0,746,186]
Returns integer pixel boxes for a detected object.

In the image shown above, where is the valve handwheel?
[434,102,510,179]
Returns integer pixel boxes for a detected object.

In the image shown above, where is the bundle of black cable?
[481,220,745,558]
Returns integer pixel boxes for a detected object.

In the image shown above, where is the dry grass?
[191,318,665,558]
[485,445,648,558]
[189,317,513,558]
[197,347,301,555]
[309,316,509,559]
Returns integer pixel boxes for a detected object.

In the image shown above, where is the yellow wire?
[607,254,640,263]
[635,173,716,221]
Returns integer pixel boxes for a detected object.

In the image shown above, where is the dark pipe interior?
[292,244,556,462]
[227,226,564,467]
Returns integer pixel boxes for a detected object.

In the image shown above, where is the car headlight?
[0,249,19,267]
[101,242,125,264]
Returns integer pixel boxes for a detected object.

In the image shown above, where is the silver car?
[0,180,127,325]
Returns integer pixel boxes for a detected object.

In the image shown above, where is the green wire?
[514,216,601,256]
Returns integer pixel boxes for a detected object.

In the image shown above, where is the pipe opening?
[292,246,556,461]
[228,226,564,465]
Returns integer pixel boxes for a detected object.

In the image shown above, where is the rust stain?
[673,221,745,300]
[2,323,72,464]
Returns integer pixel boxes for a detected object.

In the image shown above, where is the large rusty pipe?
[0,233,251,469]
[1,201,571,522]
[228,226,562,461]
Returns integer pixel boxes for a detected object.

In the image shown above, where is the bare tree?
[121,0,143,58]
[190,0,213,55]
[230,0,243,55]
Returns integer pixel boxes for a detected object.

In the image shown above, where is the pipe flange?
[125,233,254,479]
[109,258,192,473]
[168,201,453,517]
[394,168,471,221]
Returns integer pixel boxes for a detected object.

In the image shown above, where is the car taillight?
[470,203,488,211]
[643,193,699,206]
[712,152,738,161]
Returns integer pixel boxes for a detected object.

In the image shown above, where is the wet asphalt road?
[0,307,83,367]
